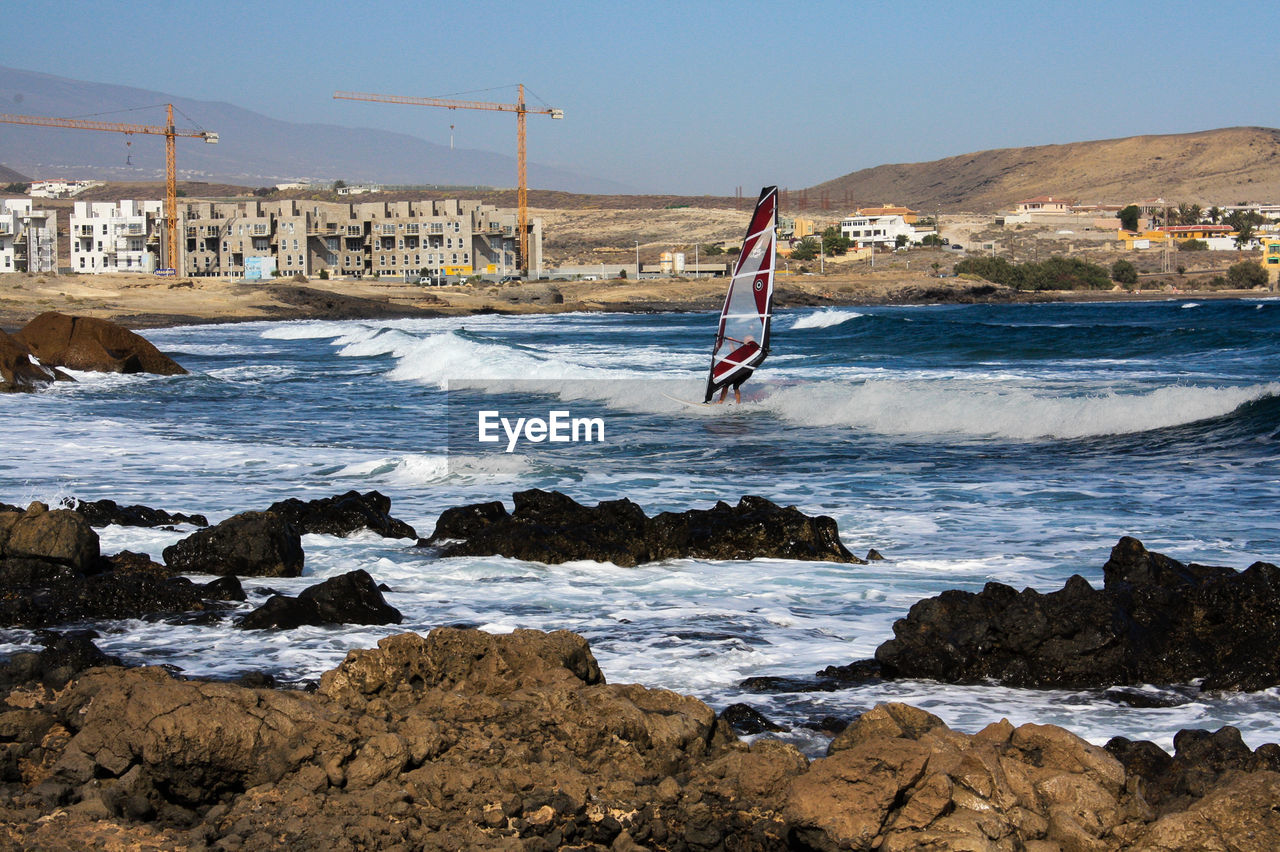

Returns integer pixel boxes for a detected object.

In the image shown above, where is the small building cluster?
[65,198,542,279]
[28,179,101,199]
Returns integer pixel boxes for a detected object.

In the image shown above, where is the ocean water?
[3,298,1280,755]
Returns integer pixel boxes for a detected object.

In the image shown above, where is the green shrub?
[1110,259,1138,285]
[955,255,1111,290]
[1226,260,1267,289]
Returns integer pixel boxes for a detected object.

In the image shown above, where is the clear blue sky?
[4,0,1277,195]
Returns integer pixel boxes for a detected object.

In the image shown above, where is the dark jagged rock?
[860,536,1280,690]
[0,505,242,628]
[238,569,402,630]
[0,328,70,392]
[720,703,787,735]
[61,498,208,529]
[162,510,304,577]
[265,490,417,540]
[648,495,861,563]
[14,311,186,375]
[424,489,862,566]
[200,575,247,602]
[0,632,122,692]
[1107,726,1280,813]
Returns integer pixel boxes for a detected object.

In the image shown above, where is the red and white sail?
[704,186,778,402]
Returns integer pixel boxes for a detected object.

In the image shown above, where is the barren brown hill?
[0,164,30,184]
[812,127,1280,212]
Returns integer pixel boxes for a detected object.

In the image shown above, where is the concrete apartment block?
[0,198,57,273]
[180,198,537,279]
[59,197,539,279]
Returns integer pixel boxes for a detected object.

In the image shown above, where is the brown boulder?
[0,329,68,392]
[0,502,100,585]
[14,311,186,375]
[785,702,1136,851]
[1133,771,1280,850]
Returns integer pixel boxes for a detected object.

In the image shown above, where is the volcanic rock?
[0,504,240,627]
[862,536,1280,690]
[785,702,1143,850]
[0,328,69,392]
[425,489,862,566]
[61,498,208,528]
[1107,725,1280,813]
[0,502,99,586]
[648,495,861,563]
[162,510,304,577]
[1,629,1279,849]
[238,569,402,630]
[265,490,417,539]
[14,311,186,375]
[720,702,787,735]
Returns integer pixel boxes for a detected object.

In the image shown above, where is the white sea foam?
[761,379,1280,439]
[790,308,865,329]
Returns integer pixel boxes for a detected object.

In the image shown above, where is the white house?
[0,198,57,273]
[839,213,919,248]
[69,200,164,274]
[29,179,101,199]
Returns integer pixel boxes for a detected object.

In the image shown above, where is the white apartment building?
[0,198,57,273]
[69,201,164,273]
[839,213,919,248]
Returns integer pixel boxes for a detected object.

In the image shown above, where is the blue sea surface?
[3,297,1280,754]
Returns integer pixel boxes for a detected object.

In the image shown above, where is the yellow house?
[1158,225,1233,240]
[1118,226,1234,249]
[1263,237,1280,288]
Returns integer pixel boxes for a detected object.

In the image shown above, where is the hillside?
[812,127,1280,212]
[0,164,29,184]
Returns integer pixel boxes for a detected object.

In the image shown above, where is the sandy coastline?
[0,270,1266,331]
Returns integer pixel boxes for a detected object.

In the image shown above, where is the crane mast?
[334,86,562,277]
[0,105,218,273]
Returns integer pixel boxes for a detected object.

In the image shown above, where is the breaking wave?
[789,308,865,330]
[763,380,1280,440]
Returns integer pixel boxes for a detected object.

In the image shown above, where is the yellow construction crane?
[0,104,218,273]
[334,86,562,277]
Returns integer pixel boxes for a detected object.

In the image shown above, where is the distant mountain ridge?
[811,127,1280,212]
[0,66,633,194]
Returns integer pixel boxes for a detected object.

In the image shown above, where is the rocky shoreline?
[2,491,1280,848]
[0,270,1266,336]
